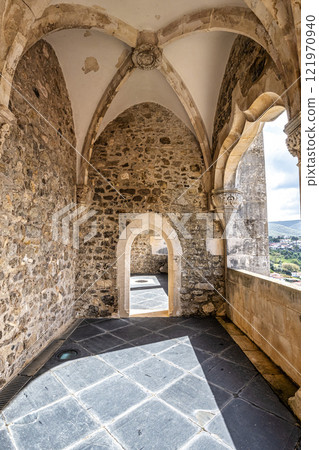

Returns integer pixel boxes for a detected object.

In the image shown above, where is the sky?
[263,112,300,222]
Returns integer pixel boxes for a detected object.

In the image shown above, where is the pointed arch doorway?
[116,213,182,317]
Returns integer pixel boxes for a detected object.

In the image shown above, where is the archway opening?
[130,230,169,316]
[116,213,182,318]
[263,112,301,285]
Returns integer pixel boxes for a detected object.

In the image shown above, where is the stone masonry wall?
[228,132,270,275]
[0,40,76,386]
[130,232,167,274]
[76,103,225,317]
[212,35,280,154]
[227,268,301,385]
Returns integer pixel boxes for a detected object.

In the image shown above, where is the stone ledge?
[217,316,300,420]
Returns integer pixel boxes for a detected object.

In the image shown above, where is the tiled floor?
[0,317,300,449]
[130,274,168,315]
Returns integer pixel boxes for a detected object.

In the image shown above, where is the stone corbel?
[0,105,16,157]
[284,112,301,167]
[211,188,243,229]
[76,182,95,206]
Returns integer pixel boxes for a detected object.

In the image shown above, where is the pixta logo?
[52,202,97,249]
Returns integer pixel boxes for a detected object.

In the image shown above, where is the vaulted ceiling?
[40,0,246,179]
[0,0,301,185]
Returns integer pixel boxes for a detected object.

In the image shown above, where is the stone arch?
[157,7,282,76]
[25,4,139,52]
[224,94,286,190]
[213,91,285,192]
[116,213,182,317]
[80,54,211,188]
[212,92,288,277]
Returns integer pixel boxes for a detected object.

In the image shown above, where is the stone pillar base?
[288,388,301,420]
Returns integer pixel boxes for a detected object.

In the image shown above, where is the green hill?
[268,220,301,237]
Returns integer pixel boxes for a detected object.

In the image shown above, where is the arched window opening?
[264,112,301,285]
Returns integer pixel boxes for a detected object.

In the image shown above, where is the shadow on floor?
[0,317,300,450]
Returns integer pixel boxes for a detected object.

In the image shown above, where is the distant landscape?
[268,220,301,237]
[268,220,301,285]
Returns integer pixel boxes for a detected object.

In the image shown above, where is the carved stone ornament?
[132,44,162,70]
[284,112,301,166]
[76,183,95,206]
[0,105,16,157]
[211,189,243,212]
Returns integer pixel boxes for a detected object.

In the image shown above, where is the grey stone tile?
[183,317,219,331]
[0,414,5,428]
[9,397,99,450]
[135,318,170,332]
[191,356,223,379]
[202,359,257,393]
[158,325,199,340]
[111,325,152,342]
[93,319,130,332]
[69,324,105,342]
[80,334,126,354]
[3,371,68,423]
[160,374,231,426]
[183,432,229,449]
[162,317,189,324]
[84,319,107,324]
[98,344,149,370]
[109,399,199,450]
[206,398,300,450]
[206,325,235,341]
[36,341,92,373]
[78,374,148,424]
[125,318,149,325]
[124,356,183,392]
[69,429,122,449]
[220,344,255,368]
[53,356,115,392]
[130,275,160,288]
[189,334,232,354]
[4,318,299,450]
[0,428,15,450]
[160,343,211,371]
[239,375,298,423]
[205,412,236,448]
[131,332,179,354]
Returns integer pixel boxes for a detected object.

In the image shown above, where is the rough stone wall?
[77,103,225,317]
[130,232,167,274]
[0,40,76,386]
[212,35,280,153]
[228,133,270,275]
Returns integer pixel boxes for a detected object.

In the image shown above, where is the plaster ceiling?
[164,32,236,145]
[97,69,194,139]
[44,29,129,153]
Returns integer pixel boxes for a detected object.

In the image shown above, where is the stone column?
[211,188,243,304]
[0,105,16,157]
[284,112,301,200]
[211,188,243,230]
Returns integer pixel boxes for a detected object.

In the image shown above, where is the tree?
[290,259,300,266]
[282,263,299,273]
